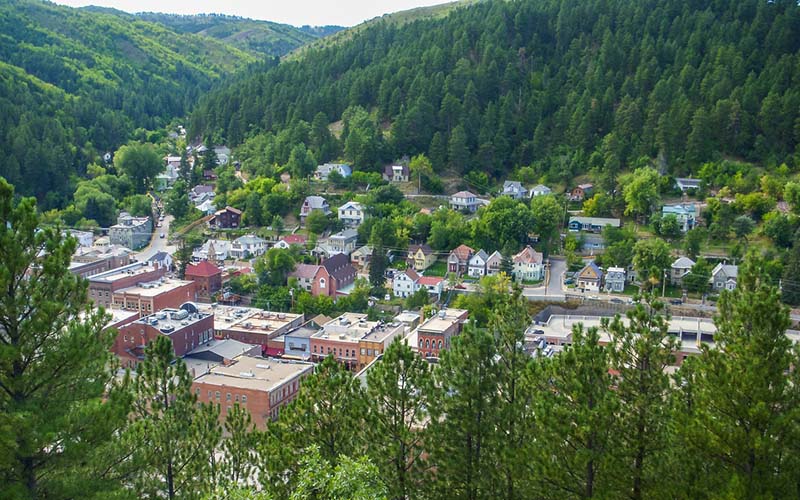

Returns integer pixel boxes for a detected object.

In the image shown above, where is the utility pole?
[662,269,667,298]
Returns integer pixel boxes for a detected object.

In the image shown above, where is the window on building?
[124,335,128,341]
[438,340,442,349]
[367,349,373,356]
[226,393,231,401]
[360,348,365,355]
[242,395,247,403]
[208,390,212,399]
[425,340,430,348]
[195,388,200,396]
[235,395,239,402]
[215,391,220,400]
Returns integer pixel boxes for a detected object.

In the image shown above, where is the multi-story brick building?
[88,262,167,307]
[309,313,404,371]
[192,355,314,428]
[113,306,215,369]
[194,304,304,352]
[357,321,406,370]
[111,279,196,315]
[412,308,469,358]
[185,260,223,298]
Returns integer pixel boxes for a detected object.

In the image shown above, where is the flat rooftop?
[133,307,211,333]
[115,279,194,297]
[530,314,717,344]
[194,304,302,334]
[193,355,314,391]
[90,263,157,283]
[284,324,321,339]
[361,322,405,343]
[105,308,139,328]
[313,313,379,343]
[418,308,468,334]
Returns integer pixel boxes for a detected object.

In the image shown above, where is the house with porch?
[447,245,474,274]
[407,244,436,271]
[577,262,603,292]
[512,246,544,282]
[468,250,489,278]
[603,267,626,293]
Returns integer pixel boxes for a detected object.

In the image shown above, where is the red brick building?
[186,260,223,297]
[113,306,215,369]
[310,253,357,298]
[192,355,313,428]
[88,262,167,307]
[415,308,469,358]
[111,279,196,315]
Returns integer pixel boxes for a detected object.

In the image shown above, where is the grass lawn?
[424,260,448,277]
[522,278,543,286]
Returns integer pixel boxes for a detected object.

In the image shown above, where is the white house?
[501,181,527,200]
[315,163,352,181]
[196,199,216,215]
[468,249,489,278]
[416,276,444,299]
[512,246,544,282]
[661,204,697,233]
[603,267,626,293]
[337,201,367,227]
[230,235,267,259]
[327,229,359,256]
[383,164,410,182]
[675,178,702,192]
[393,269,420,298]
[671,257,695,286]
[530,184,552,197]
[450,191,479,213]
[192,239,231,261]
[710,263,738,291]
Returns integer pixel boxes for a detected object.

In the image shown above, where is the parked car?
[159,233,165,239]
[564,278,575,285]
[669,298,683,305]
[610,298,624,304]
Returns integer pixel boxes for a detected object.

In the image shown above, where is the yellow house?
[407,244,437,271]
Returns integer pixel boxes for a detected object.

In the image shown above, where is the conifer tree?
[683,256,800,498]
[604,297,677,500]
[428,324,500,500]
[490,291,533,500]
[527,325,617,499]
[124,336,221,499]
[0,179,128,498]
[365,339,434,500]
[259,356,366,496]
[220,404,257,493]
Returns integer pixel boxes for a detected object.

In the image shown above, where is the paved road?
[522,257,567,300]
[136,215,176,261]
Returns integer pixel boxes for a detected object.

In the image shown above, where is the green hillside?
[191,0,800,185]
[0,0,257,206]
[136,12,342,57]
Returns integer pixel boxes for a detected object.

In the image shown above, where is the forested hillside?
[135,12,342,57]
[0,0,256,207]
[191,0,800,182]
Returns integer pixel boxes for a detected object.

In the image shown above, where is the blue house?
[661,204,696,232]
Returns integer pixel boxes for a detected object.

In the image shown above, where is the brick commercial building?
[310,313,405,371]
[111,279,196,315]
[185,260,223,298]
[194,304,304,351]
[113,305,215,369]
[411,308,469,358]
[192,355,314,428]
[88,262,167,307]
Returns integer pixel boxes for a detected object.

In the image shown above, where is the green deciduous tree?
[114,142,162,193]
[0,179,129,499]
[531,194,563,257]
[632,237,672,288]
[305,210,329,235]
[622,167,660,222]
[255,248,297,287]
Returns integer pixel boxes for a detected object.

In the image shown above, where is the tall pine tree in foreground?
[527,325,617,499]
[683,256,800,498]
[365,338,435,500]
[429,324,500,500]
[124,336,220,499]
[0,179,129,499]
[604,297,677,500]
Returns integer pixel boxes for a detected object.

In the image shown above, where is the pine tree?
[124,336,221,499]
[368,243,387,293]
[684,256,800,498]
[260,356,366,496]
[365,339,434,500]
[429,324,500,500]
[527,325,617,499]
[490,291,534,500]
[220,403,257,493]
[604,297,678,499]
[0,179,128,498]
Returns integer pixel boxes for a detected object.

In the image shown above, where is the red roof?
[186,260,222,277]
[450,244,474,262]
[417,276,443,286]
[281,234,307,245]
